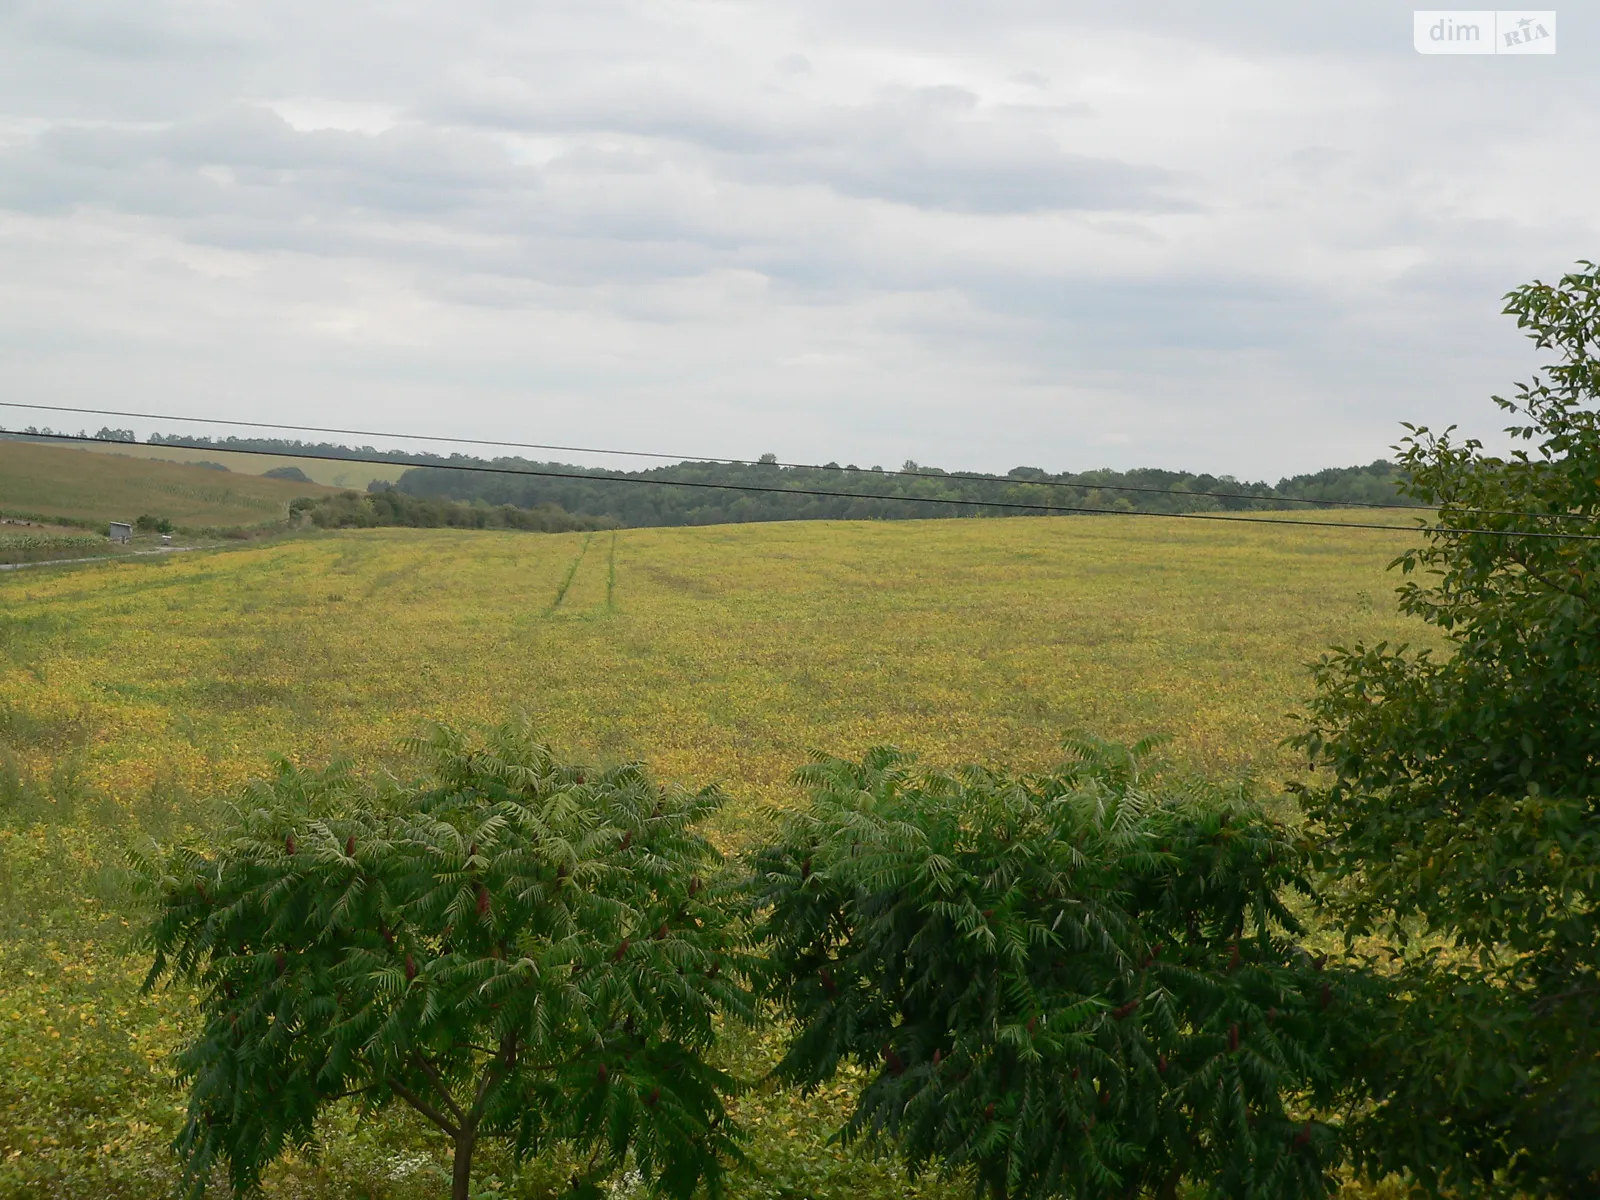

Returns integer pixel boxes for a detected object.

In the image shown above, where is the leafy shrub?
[1293,261,1600,1195]
[290,489,615,533]
[749,736,1377,1200]
[135,719,758,1200]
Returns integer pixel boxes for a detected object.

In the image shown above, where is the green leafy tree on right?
[1292,261,1600,1196]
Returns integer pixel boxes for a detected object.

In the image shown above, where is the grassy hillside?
[68,439,406,489]
[0,439,339,530]
[0,514,1437,1198]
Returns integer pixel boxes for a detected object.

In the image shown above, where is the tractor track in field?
[549,532,594,611]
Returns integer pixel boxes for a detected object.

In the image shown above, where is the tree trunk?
[452,1132,475,1200]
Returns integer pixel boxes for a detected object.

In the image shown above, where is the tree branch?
[1532,982,1600,1013]
[468,1029,520,1127]
[1505,547,1600,615]
[414,1053,469,1127]
[390,1078,462,1140]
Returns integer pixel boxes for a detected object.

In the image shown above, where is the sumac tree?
[136,720,756,1200]
[749,736,1376,1200]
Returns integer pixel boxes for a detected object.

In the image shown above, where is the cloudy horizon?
[1,2,1595,479]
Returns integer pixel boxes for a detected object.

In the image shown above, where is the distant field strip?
[0,532,104,564]
[147,480,284,510]
[66,439,407,489]
[0,439,338,528]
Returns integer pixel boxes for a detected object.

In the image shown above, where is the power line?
[0,397,1476,518]
[16,427,1600,543]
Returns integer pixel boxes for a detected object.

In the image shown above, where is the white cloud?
[0,0,1594,477]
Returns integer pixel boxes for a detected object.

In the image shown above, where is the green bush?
[749,736,1378,1200]
[135,719,758,1200]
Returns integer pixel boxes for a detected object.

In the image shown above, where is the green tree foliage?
[393,458,1405,529]
[135,720,756,1200]
[288,488,614,533]
[132,429,1405,528]
[748,737,1376,1200]
[1292,262,1600,1196]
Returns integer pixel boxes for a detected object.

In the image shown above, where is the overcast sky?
[0,2,1594,478]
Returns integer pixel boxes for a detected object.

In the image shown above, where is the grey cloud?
[726,88,1188,214]
[0,105,529,218]
[428,81,1182,215]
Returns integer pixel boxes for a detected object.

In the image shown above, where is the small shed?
[108,521,132,544]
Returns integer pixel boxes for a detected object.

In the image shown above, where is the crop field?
[0,514,1437,1198]
[66,440,407,491]
[0,440,338,531]
[0,530,114,566]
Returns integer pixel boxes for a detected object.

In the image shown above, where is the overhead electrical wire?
[13,427,1600,543]
[0,397,1569,523]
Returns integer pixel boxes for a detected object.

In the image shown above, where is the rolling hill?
[65,438,407,489]
[0,437,340,530]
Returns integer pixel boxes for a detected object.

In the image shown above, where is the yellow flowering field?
[0,514,1436,1198]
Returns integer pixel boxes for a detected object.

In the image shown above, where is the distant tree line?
[4,425,1412,527]
[390,457,1408,528]
[146,431,445,465]
[288,488,615,533]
